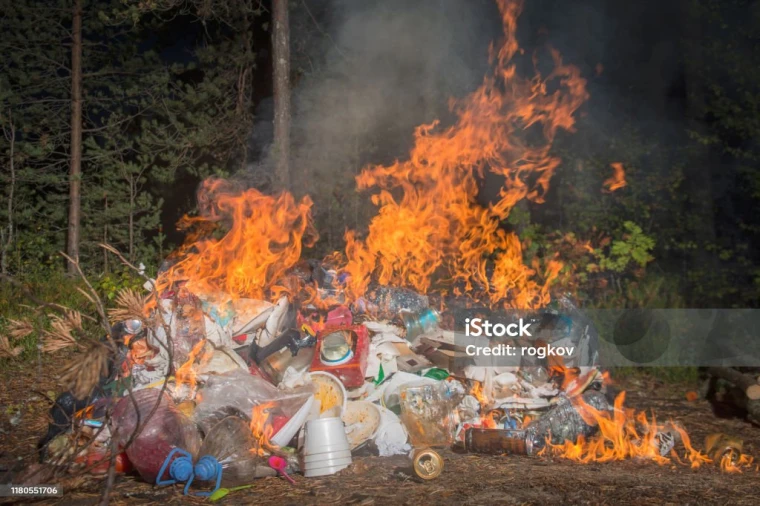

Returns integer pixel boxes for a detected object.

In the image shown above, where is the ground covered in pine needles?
[1,359,759,506]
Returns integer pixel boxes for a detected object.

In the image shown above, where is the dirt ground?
[1,360,759,506]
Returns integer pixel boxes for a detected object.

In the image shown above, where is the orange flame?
[541,391,716,468]
[174,338,210,391]
[470,381,490,407]
[250,402,277,456]
[339,0,587,309]
[159,178,317,304]
[603,162,627,192]
[721,452,755,474]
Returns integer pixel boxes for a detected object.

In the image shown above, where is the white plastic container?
[302,417,351,454]
[302,416,352,477]
[303,455,353,468]
[304,462,351,477]
[303,449,352,463]
[309,372,347,418]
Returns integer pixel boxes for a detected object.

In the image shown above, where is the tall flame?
[250,401,277,456]
[174,338,210,392]
[159,178,317,303]
[340,0,588,308]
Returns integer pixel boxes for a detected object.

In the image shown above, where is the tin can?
[411,448,444,480]
[705,433,743,465]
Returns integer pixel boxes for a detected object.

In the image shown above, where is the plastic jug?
[191,416,276,496]
[111,389,201,485]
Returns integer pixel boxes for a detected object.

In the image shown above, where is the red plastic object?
[325,306,353,327]
[270,415,289,436]
[309,324,369,388]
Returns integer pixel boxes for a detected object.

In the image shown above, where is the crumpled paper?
[364,322,408,381]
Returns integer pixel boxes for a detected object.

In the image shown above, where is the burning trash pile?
[32,0,757,498]
[36,275,757,496]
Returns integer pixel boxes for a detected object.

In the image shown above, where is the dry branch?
[58,341,110,399]
[108,288,147,324]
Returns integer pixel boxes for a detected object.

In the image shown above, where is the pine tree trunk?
[1,114,15,275]
[681,0,717,294]
[272,0,290,190]
[66,0,83,274]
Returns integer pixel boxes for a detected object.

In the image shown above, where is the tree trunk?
[680,0,717,300]
[103,193,109,274]
[1,112,15,275]
[129,178,135,262]
[66,0,83,274]
[272,0,290,190]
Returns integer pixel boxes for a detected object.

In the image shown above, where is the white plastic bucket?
[303,417,350,454]
[303,449,352,463]
[303,455,353,468]
[303,461,351,477]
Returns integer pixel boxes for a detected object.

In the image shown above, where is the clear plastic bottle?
[194,416,275,492]
[526,390,611,451]
[111,389,201,484]
[399,381,462,447]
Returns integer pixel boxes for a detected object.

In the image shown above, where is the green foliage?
[0,0,261,278]
[94,268,145,301]
[597,222,655,273]
[0,272,96,361]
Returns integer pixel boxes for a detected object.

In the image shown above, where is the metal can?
[411,448,444,480]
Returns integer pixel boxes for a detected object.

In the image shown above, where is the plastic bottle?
[111,389,201,484]
[461,391,611,456]
[399,381,462,447]
[525,390,611,451]
[191,416,276,496]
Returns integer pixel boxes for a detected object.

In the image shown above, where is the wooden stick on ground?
[706,367,760,400]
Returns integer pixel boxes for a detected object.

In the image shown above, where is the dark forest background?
[1,0,759,319]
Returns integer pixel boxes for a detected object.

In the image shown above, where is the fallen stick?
[706,367,760,401]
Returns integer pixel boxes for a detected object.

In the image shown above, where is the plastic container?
[309,371,347,416]
[342,401,381,449]
[397,308,440,341]
[192,416,276,496]
[302,417,351,455]
[399,381,461,447]
[111,389,201,484]
[304,462,351,477]
[353,285,429,319]
[526,391,611,451]
[309,325,369,388]
[303,455,353,468]
[302,417,352,477]
[302,450,352,463]
[194,370,314,437]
